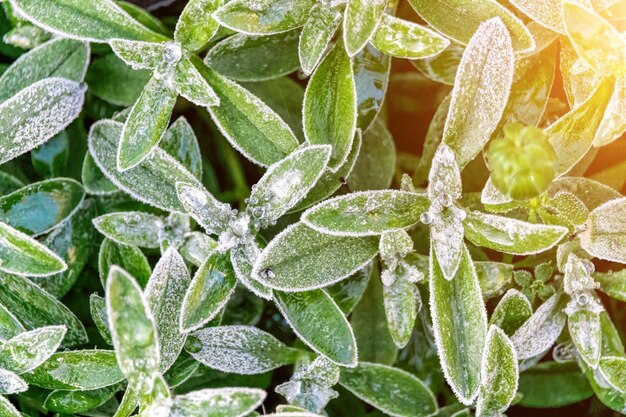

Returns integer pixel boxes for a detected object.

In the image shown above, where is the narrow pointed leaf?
[383,279,420,349]
[430,244,487,404]
[299,4,341,75]
[214,0,313,34]
[275,289,357,367]
[0,369,28,394]
[44,384,120,414]
[569,308,602,368]
[371,15,450,59]
[581,197,626,263]
[354,45,390,131]
[339,362,438,417]
[253,222,379,291]
[0,326,65,374]
[343,0,386,56]
[170,388,266,417]
[161,117,202,179]
[93,211,163,248]
[304,43,357,171]
[174,56,220,108]
[175,0,222,52]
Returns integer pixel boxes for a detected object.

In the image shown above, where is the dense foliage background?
[2,0,626,416]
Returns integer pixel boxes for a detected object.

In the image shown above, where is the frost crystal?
[562,254,603,316]
[276,356,339,413]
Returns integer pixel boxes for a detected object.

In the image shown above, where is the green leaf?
[145,247,190,373]
[475,261,513,300]
[118,76,177,171]
[343,0,386,57]
[274,289,357,367]
[351,266,397,365]
[206,31,300,82]
[489,289,532,336]
[24,350,124,390]
[0,273,86,346]
[106,266,160,397]
[9,0,165,42]
[304,42,356,171]
[0,77,86,165]
[568,308,602,368]
[383,278,419,349]
[563,2,626,76]
[169,388,266,417]
[180,250,236,332]
[186,325,299,374]
[407,0,534,52]
[176,182,235,236]
[0,395,21,416]
[464,211,568,255]
[347,120,396,191]
[354,45,390,131]
[430,244,487,404]
[599,357,626,392]
[442,18,514,169]
[327,265,371,315]
[508,0,565,33]
[160,117,203,179]
[90,293,112,344]
[476,326,518,417]
[303,191,427,236]
[0,178,84,236]
[547,176,621,211]
[98,238,152,288]
[253,222,379,291]
[413,43,463,86]
[0,302,24,341]
[44,384,120,414]
[93,211,162,248]
[339,362,437,417]
[0,368,28,394]
[0,221,67,277]
[230,238,274,300]
[89,120,202,213]
[214,0,313,35]
[175,0,222,52]
[518,361,593,408]
[0,38,88,103]
[510,292,567,360]
[174,56,220,108]
[197,64,300,166]
[86,53,150,107]
[371,14,450,59]
[595,269,626,302]
[0,325,65,374]
[110,40,168,71]
[581,197,626,263]
[546,76,615,176]
[299,4,341,75]
[246,145,331,228]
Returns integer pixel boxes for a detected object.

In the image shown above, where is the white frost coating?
[481,177,514,205]
[379,230,422,286]
[0,325,66,374]
[110,38,168,70]
[442,17,515,169]
[169,387,266,417]
[509,0,565,33]
[510,292,566,359]
[92,211,164,249]
[0,369,28,394]
[188,325,295,374]
[176,182,236,236]
[0,77,85,165]
[581,197,626,263]
[230,241,273,300]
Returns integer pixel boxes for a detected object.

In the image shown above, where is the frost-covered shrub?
[1,0,626,416]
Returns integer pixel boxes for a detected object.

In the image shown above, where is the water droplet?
[420,210,434,225]
[576,293,589,306]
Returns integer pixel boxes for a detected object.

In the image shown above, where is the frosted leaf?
[180,250,236,332]
[430,211,465,281]
[303,190,428,237]
[298,4,341,75]
[371,14,450,60]
[110,39,167,71]
[0,38,89,104]
[161,117,203,179]
[598,357,626,394]
[145,247,191,373]
[303,42,356,171]
[246,145,331,230]
[174,57,220,108]
[99,238,152,289]
[0,77,85,165]
[0,369,28,394]
[252,222,378,291]
[89,120,202,213]
[158,213,191,251]
[481,177,513,206]
[175,0,221,52]
[594,77,626,147]
[511,292,567,360]
[93,211,164,249]
[568,307,602,367]
[186,325,299,374]
[509,0,565,33]
[0,325,66,374]
[24,349,124,390]
[0,219,67,277]
[176,182,236,236]
[276,357,339,413]
[214,0,314,35]
[580,197,626,264]
[563,254,598,295]
[9,0,165,43]
[442,18,515,169]
[230,240,273,299]
[383,277,420,348]
[106,266,161,400]
[489,289,532,336]
[0,303,24,341]
[476,326,518,417]
[180,232,216,267]
[169,387,266,417]
[338,362,438,417]
[342,0,386,56]
[427,143,462,204]
[465,211,568,255]
[0,396,20,417]
[274,290,358,367]
[0,274,87,347]
[3,23,49,50]
[429,243,487,404]
[380,229,413,264]
[118,76,177,171]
